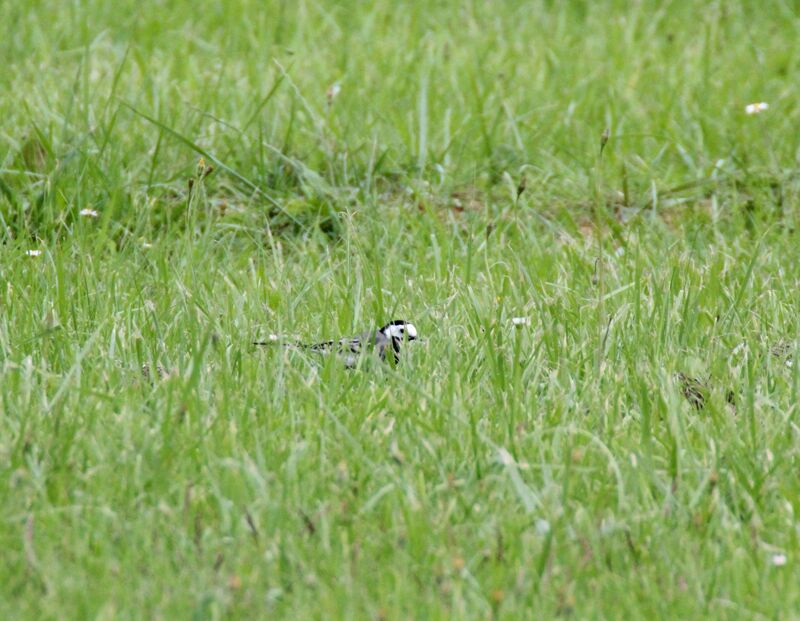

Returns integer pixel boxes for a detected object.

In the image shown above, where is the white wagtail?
[254,320,419,368]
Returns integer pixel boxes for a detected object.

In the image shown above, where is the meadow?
[2,0,800,618]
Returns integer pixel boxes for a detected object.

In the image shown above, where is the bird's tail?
[253,337,313,350]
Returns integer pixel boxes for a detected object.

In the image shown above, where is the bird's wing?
[372,330,395,362]
[339,336,364,355]
[306,334,365,356]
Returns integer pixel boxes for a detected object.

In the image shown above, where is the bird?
[676,372,708,410]
[675,372,736,411]
[254,320,419,368]
[771,341,795,368]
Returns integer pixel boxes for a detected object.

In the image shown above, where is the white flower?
[79,208,98,218]
[142,242,153,249]
[511,317,530,327]
[771,553,787,567]
[745,102,769,115]
[326,82,341,102]
[26,249,43,257]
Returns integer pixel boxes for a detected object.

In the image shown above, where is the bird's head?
[381,320,418,341]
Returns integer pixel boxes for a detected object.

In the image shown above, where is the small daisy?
[79,208,99,218]
[745,102,769,115]
[511,317,531,327]
[26,249,43,257]
[771,553,787,567]
[326,82,341,103]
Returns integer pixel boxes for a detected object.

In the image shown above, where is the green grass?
[2,0,800,618]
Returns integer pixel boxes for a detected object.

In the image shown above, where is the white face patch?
[385,322,417,340]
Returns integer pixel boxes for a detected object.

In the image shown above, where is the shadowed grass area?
[2,0,800,619]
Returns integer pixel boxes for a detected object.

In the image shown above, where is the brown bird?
[676,373,708,410]
[675,372,736,410]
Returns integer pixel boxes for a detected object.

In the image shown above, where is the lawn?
[2,0,800,618]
